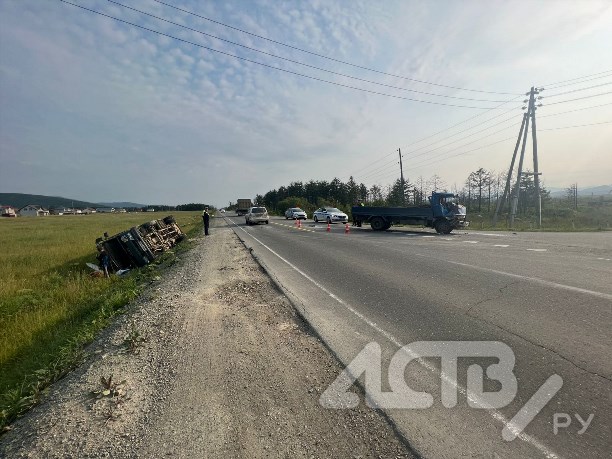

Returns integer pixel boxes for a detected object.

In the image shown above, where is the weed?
[124,323,146,353]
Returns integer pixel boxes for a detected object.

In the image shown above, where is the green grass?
[0,212,201,430]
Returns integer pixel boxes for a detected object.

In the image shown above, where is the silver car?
[284,207,307,220]
[245,206,269,225]
[312,207,348,223]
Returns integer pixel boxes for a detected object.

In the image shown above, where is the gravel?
[0,220,416,459]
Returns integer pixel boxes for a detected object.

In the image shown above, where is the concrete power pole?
[492,113,528,226]
[398,148,406,205]
[530,87,542,228]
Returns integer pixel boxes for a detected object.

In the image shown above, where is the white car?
[312,207,348,223]
[284,207,307,220]
[245,206,269,225]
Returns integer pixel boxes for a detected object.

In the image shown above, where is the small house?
[18,205,49,217]
[96,207,115,213]
[1,205,17,217]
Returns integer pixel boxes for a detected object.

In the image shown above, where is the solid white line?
[227,219,561,459]
[415,255,612,301]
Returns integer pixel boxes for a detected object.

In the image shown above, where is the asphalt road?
[224,215,611,459]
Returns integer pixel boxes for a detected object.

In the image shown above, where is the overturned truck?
[97,215,185,270]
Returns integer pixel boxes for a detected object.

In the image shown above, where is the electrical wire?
[341,98,523,180]
[152,0,522,96]
[539,120,612,131]
[544,81,612,98]
[106,0,516,103]
[59,1,507,109]
[542,72,612,91]
[537,101,612,118]
[544,91,612,106]
[541,69,612,88]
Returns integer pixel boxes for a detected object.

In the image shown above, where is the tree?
[468,168,491,212]
[369,184,384,205]
[427,174,447,194]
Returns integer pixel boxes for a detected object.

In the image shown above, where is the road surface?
[225,215,612,459]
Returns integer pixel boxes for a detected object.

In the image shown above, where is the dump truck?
[236,199,253,216]
[352,192,469,234]
[96,215,185,270]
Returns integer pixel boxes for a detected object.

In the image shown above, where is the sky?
[1,0,611,207]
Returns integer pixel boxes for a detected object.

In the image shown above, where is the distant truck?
[352,192,469,234]
[236,199,253,216]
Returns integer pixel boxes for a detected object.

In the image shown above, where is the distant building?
[96,207,115,213]
[1,205,17,217]
[146,208,155,212]
[82,208,97,214]
[18,205,49,217]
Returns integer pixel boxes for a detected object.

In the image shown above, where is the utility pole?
[493,112,528,226]
[398,148,406,205]
[509,89,533,227]
[530,87,542,228]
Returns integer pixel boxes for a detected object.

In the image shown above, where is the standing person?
[96,247,111,278]
[202,208,210,236]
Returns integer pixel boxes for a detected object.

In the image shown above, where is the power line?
[544,81,612,98]
[59,0,507,110]
[539,120,612,131]
[342,98,522,180]
[105,0,513,103]
[152,0,522,96]
[537,101,612,118]
[543,72,612,91]
[544,91,612,106]
[540,69,612,88]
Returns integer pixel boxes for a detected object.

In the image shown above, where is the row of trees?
[254,169,551,217]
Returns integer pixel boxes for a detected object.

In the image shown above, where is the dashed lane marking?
[526,249,547,252]
[494,244,510,248]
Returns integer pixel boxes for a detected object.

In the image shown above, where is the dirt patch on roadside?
[0,220,415,458]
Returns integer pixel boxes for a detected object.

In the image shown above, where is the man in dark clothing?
[202,208,210,235]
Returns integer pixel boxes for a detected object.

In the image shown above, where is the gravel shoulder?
[0,219,415,458]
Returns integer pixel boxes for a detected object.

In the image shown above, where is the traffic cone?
[326,222,331,232]
[344,223,350,234]
[298,219,302,229]
[294,219,298,227]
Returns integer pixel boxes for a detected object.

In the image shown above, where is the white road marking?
[464,241,479,244]
[415,254,612,301]
[228,218,561,459]
[494,244,510,248]
[422,235,435,238]
[526,249,547,252]
[480,233,505,237]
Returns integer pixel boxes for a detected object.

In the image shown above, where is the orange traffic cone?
[345,223,350,234]
[294,219,298,227]
[326,222,331,232]
[298,219,302,228]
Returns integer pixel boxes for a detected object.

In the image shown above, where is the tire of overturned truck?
[370,217,387,231]
[434,219,453,234]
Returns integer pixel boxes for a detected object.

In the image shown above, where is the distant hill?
[98,202,146,209]
[550,185,612,198]
[0,193,145,209]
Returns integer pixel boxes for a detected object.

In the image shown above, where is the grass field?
[0,212,201,429]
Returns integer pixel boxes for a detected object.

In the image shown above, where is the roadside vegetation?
[0,212,202,431]
[246,174,612,231]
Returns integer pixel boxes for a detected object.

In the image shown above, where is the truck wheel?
[370,217,386,231]
[435,220,452,234]
[382,222,392,230]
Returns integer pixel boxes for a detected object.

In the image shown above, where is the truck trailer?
[236,199,253,216]
[352,192,469,234]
